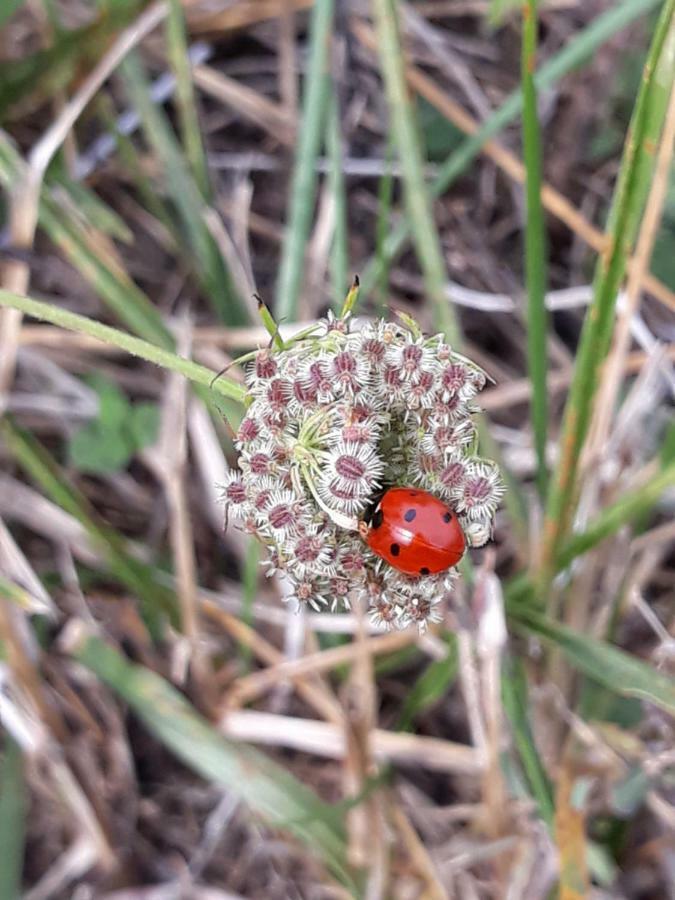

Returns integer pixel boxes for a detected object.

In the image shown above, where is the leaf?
[68,423,133,474]
[512,609,675,715]
[127,402,160,451]
[68,629,357,890]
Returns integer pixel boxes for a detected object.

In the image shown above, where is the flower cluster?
[221,313,503,630]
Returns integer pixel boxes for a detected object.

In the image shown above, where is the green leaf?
[418,97,463,161]
[68,422,133,474]
[512,609,675,715]
[69,631,356,890]
[88,374,130,428]
[127,402,160,451]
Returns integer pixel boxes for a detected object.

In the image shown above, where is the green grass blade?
[68,629,356,889]
[556,462,675,571]
[96,93,178,241]
[521,0,549,500]
[374,139,395,316]
[0,4,142,121]
[502,654,554,825]
[358,0,664,299]
[396,633,457,732]
[166,0,210,199]
[327,91,349,309]
[1,420,176,631]
[0,290,247,405]
[0,135,171,347]
[0,738,25,900]
[372,0,460,344]
[540,1,675,586]
[512,609,675,715]
[121,53,247,325]
[276,0,334,321]
[53,171,133,242]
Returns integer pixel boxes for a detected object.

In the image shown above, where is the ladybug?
[359,487,466,577]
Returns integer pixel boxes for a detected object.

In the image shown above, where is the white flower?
[220,312,503,629]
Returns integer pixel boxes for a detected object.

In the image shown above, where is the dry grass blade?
[220,710,481,774]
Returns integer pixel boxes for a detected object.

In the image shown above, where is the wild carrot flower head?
[221,314,503,630]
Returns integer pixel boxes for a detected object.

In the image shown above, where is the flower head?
[222,314,503,630]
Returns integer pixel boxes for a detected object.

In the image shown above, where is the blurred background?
[0,1,674,898]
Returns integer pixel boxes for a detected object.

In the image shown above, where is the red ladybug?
[360,487,466,577]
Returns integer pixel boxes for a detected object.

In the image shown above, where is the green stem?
[327,90,349,309]
[276,0,334,321]
[540,0,675,591]
[556,463,675,572]
[521,0,549,500]
[372,0,460,345]
[359,0,664,300]
[0,291,247,405]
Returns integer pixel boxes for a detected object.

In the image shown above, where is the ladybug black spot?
[408,491,418,497]
[404,508,416,522]
[390,543,400,557]
[420,566,430,576]
[372,509,384,528]
[442,511,452,523]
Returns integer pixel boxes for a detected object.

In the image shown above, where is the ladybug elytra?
[359,487,466,577]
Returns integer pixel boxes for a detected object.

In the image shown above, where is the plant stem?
[276,0,334,321]
[0,291,247,404]
[371,0,460,345]
[539,0,675,594]
[521,0,549,500]
[556,463,675,572]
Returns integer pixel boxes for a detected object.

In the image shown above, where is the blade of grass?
[96,92,178,242]
[1,419,176,631]
[121,52,248,325]
[555,461,675,571]
[276,0,333,322]
[396,633,458,732]
[239,538,260,671]
[358,0,665,299]
[521,0,549,500]
[371,0,459,344]
[0,135,171,347]
[0,737,25,900]
[540,1,675,591]
[0,290,247,405]
[327,90,349,310]
[511,608,675,715]
[0,3,142,121]
[501,654,554,826]
[66,627,356,890]
[375,137,395,317]
[166,0,210,199]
